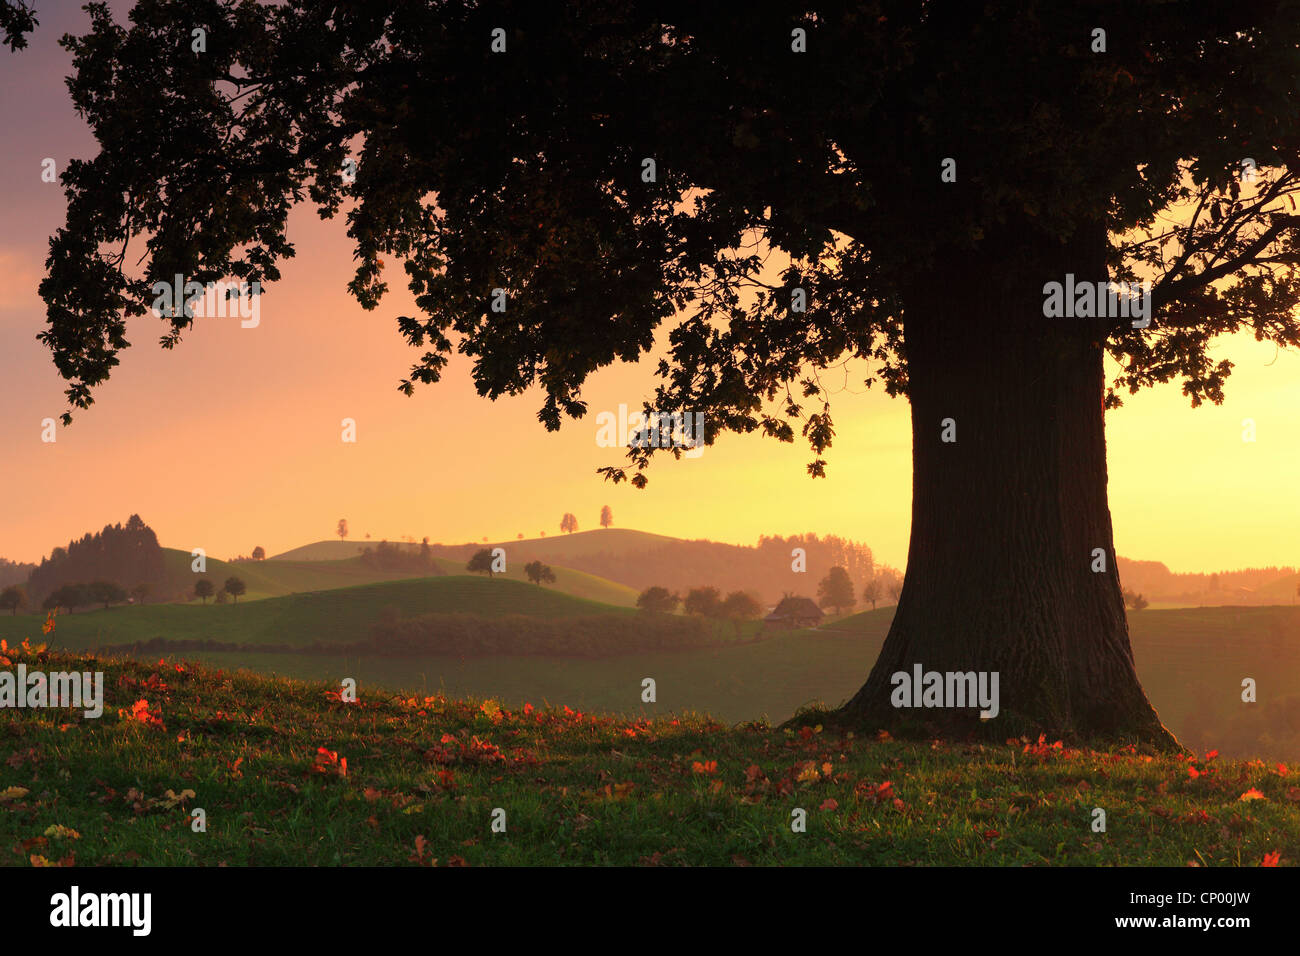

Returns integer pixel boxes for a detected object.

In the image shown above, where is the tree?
[1123,588,1150,612]
[683,586,722,618]
[861,578,880,612]
[560,513,578,535]
[887,579,904,605]
[86,580,127,609]
[816,566,856,616]
[0,585,25,616]
[0,0,37,51]
[636,586,680,614]
[337,519,348,546]
[193,579,215,604]
[130,583,149,605]
[42,4,1300,744]
[224,577,247,604]
[524,560,557,585]
[252,546,266,561]
[720,590,762,635]
[43,583,89,614]
[466,549,496,577]
[600,505,613,529]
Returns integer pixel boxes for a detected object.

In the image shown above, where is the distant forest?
[0,558,34,590]
[24,515,166,605]
[427,533,880,607]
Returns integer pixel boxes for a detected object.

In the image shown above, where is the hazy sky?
[2,4,1298,572]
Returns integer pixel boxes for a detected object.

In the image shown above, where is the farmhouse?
[764,596,824,629]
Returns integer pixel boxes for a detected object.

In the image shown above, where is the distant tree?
[540,531,546,538]
[636,586,680,614]
[600,505,613,529]
[1210,573,1220,591]
[193,579,215,604]
[0,585,25,616]
[252,546,266,561]
[525,560,557,585]
[214,588,229,604]
[1122,588,1149,612]
[817,566,856,616]
[130,583,149,606]
[224,577,247,604]
[44,583,90,613]
[721,590,762,634]
[560,513,578,534]
[337,519,348,545]
[466,549,496,577]
[861,578,881,611]
[517,533,524,539]
[887,579,904,604]
[683,586,722,618]
[419,537,432,567]
[87,580,127,609]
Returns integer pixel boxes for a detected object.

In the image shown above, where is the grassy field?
[0,577,640,651]
[0,642,1293,866]
[46,603,1298,760]
[11,591,1300,759]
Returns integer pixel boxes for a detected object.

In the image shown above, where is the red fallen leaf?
[1261,850,1281,867]
[1188,765,1201,779]
[876,730,892,741]
[982,829,1000,839]
[691,760,717,775]
[1276,764,1289,777]
[819,798,839,811]
[744,765,765,783]
[1239,788,1267,802]
[1204,750,1219,760]
[446,855,468,867]
[798,726,814,740]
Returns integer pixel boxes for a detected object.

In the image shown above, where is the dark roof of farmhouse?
[766,596,824,620]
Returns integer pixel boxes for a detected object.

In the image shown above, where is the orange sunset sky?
[2,5,1299,573]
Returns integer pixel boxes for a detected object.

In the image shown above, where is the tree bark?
[840,236,1178,747]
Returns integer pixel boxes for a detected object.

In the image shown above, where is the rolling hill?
[158,547,638,608]
[0,576,634,651]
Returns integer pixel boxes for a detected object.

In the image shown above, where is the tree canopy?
[34,1,1300,485]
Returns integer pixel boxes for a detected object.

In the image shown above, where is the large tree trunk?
[840,235,1178,747]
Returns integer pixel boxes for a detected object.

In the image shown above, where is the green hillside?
[159,547,637,608]
[0,576,632,650]
[159,549,438,602]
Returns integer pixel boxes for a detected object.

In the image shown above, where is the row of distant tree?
[636,585,763,627]
[193,577,247,604]
[0,580,148,614]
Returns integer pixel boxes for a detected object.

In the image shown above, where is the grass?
[0,577,640,651]
[159,548,639,607]
[1,643,1294,866]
